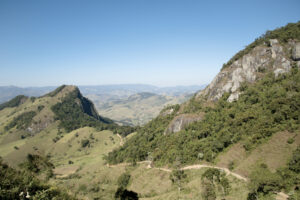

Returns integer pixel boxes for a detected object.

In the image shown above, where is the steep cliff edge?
[196,22,300,102]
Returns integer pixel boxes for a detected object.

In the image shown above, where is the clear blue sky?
[0,0,299,87]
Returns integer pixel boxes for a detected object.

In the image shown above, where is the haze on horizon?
[0,0,300,87]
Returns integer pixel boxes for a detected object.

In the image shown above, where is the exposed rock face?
[196,39,297,102]
[292,42,300,61]
[164,114,203,134]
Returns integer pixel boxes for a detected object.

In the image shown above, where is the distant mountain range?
[0,84,206,104]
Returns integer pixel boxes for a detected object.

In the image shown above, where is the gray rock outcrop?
[196,39,296,102]
[292,42,300,61]
[164,114,203,134]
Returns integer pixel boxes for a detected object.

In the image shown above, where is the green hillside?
[107,68,300,163]
[106,22,300,199]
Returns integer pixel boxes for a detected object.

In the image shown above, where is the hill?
[0,85,132,163]
[106,21,300,199]
[0,85,137,199]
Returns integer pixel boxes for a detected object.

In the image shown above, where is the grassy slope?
[217,130,300,177]
[0,112,250,200]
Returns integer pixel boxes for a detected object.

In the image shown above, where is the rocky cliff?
[165,22,300,134]
[196,39,300,102]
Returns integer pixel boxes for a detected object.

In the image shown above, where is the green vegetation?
[81,139,90,148]
[5,111,36,131]
[222,21,300,69]
[288,146,300,173]
[51,89,109,132]
[106,67,300,166]
[247,146,300,199]
[115,172,139,200]
[169,169,187,191]
[0,95,28,111]
[117,172,131,188]
[19,154,54,178]
[182,95,203,114]
[106,104,180,164]
[201,168,230,199]
[0,157,75,200]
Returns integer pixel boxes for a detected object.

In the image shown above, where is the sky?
[0,0,299,87]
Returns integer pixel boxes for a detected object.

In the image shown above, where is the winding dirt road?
[113,135,287,199]
[108,160,247,181]
[117,134,124,146]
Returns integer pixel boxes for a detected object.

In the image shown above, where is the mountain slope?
[106,21,300,198]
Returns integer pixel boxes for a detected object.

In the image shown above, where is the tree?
[117,172,131,189]
[169,169,187,191]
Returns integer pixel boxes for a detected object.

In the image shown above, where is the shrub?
[288,146,300,173]
[81,139,90,148]
[117,172,131,189]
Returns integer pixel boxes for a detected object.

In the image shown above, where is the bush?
[114,187,138,200]
[248,164,282,197]
[117,172,131,189]
[288,146,300,173]
[81,139,90,148]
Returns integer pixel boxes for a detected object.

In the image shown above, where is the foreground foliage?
[0,157,75,200]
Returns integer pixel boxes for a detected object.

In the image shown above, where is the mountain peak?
[43,85,78,98]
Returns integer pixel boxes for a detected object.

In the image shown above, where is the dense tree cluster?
[5,111,36,131]
[0,95,28,111]
[201,169,230,200]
